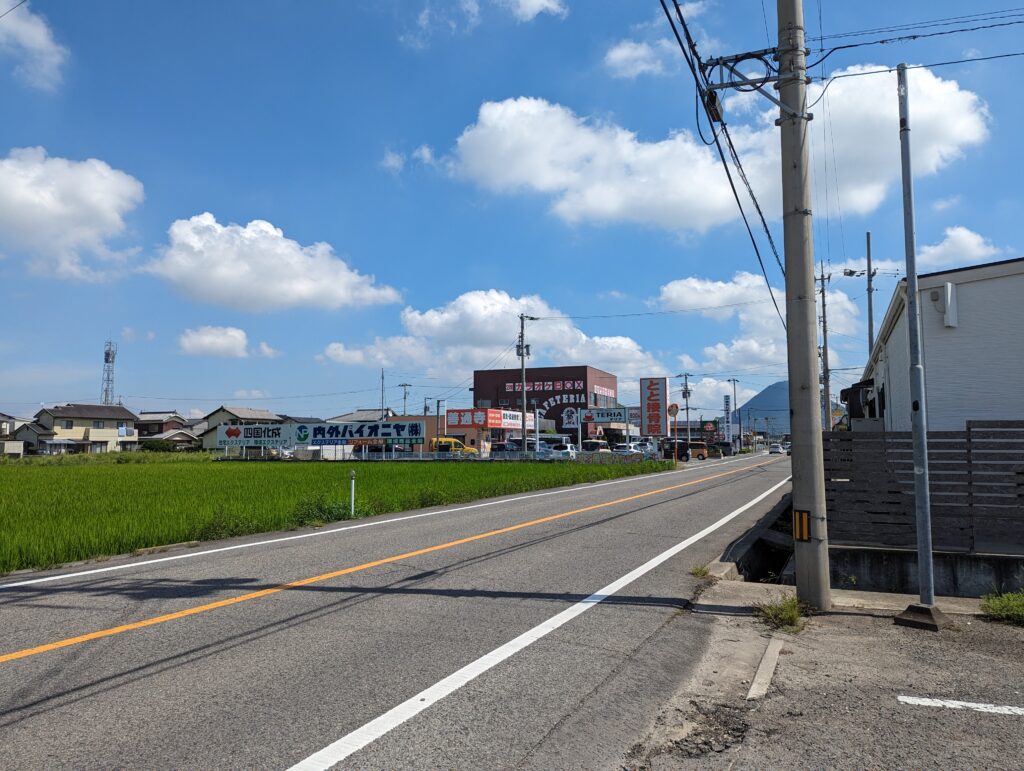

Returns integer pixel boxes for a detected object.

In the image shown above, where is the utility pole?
[436,399,443,438]
[819,267,832,429]
[380,368,386,420]
[517,313,537,446]
[681,373,693,443]
[777,0,830,610]
[894,63,948,630]
[866,231,876,354]
[727,377,740,450]
[398,383,412,416]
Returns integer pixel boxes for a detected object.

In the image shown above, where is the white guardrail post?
[349,469,356,518]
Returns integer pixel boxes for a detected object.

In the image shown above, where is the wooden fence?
[823,421,1024,554]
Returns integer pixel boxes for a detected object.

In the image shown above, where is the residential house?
[843,257,1024,431]
[136,411,188,437]
[25,404,139,453]
[200,405,282,450]
[327,408,397,422]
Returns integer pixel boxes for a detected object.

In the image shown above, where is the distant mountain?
[735,380,843,436]
[735,380,791,436]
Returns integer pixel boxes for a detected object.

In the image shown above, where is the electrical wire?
[0,0,27,23]
[660,0,786,331]
[817,7,1024,42]
[807,51,1024,111]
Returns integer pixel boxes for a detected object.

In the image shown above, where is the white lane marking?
[2,454,772,589]
[287,475,792,771]
[898,696,1024,715]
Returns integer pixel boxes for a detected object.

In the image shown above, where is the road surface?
[0,454,790,768]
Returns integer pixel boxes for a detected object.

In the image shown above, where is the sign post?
[668,403,680,462]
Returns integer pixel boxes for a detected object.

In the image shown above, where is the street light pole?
[727,377,740,450]
[398,382,412,416]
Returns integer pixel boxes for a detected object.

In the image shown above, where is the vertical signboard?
[724,395,732,443]
[640,377,668,436]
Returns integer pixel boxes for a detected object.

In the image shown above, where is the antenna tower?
[101,340,117,405]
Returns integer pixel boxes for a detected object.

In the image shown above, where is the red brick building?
[472,365,618,437]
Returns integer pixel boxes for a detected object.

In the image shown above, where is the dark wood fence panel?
[823,421,1024,554]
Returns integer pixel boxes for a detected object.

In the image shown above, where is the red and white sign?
[446,408,534,430]
[640,377,668,436]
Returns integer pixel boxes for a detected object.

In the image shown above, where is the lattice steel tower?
[101,340,117,405]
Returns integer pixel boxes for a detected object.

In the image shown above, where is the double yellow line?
[1,459,779,665]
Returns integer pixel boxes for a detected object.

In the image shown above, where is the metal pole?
[866,231,876,354]
[778,0,830,610]
[820,268,832,429]
[380,368,385,420]
[436,399,442,438]
[727,378,739,450]
[399,383,411,416]
[349,470,356,518]
[534,406,540,456]
[896,62,940,620]
[519,314,527,448]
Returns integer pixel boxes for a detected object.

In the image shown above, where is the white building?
[847,257,1024,431]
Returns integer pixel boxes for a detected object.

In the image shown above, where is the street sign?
[702,420,717,433]
[640,377,668,436]
[668,403,679,417]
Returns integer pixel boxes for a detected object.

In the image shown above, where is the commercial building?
[844,257,1024,431]
[472,365,619,438]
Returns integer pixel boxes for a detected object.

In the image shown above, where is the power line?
[807,18,1024,69]
[533,297,772,321]
[818,8,1024,42]
[0,0,27,23]
[808,51,1024,111]
[660,0,786,330]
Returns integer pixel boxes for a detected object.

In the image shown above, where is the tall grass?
[0,459,671,574]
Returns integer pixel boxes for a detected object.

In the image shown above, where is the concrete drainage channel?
[708,493,1024,597]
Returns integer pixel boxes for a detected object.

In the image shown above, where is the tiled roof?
[39,404,138,421]
[204,406,281,422]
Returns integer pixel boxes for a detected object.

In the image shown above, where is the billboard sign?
[216,423,293,448]
[446,409,533,430]
[580,407,627,423]
[297,421,425,446]
[724,395,732,442]
[627,406,641,425]
[640,377,668,436]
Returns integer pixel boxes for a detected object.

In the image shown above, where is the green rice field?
[0,456,672,575]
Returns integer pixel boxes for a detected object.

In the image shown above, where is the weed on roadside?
[981,590,1024,626]
[755,595,808,633]
[689,564,710,578]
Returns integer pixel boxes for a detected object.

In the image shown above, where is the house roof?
[328,408,396,422]
[137,411,186,423]
[919,255,1024,280]
[278,414,323,424]
[16,422,55,437]
[202,405,281,422]
[147,429,198,441]
[38,404,138,421]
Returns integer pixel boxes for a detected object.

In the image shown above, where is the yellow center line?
[1,458,782,665]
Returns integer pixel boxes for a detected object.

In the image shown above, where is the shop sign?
[580,407,627,423]
[446,409,534,430]
[297,421,425,446]
[216,424,294,448]
[640,377,668,436]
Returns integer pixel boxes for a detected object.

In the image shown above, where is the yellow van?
[429,437,478,456]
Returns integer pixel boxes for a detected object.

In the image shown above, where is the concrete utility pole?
[681,373,693,443]
[818,268,832,429]
[436,399,443,437]
[866,231,876,353]
[380,368,386,420]
[894,63,948,630]
[778,0,830,610]
[398,383,412,416]
[727,377,740,449]
[517,314,536,446]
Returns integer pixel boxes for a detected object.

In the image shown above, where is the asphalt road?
[0,454,791,769]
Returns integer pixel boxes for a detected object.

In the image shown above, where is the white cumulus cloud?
[447,66,987,232]
[380,149,405,174]
[604,39,674,79]
[0,147,144,280]
[147,213,400,311]
[499,0,567,22]
[320,288,664,386]
[178,326,249,358]
[918,225,1003,269]
[0,2,68,90]
[258,341,281,358]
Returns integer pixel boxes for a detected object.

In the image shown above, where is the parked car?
[581,439,611,453]
[548,442,577,460]
[661,438,690,461]
[688,441,709,460]
[430,437,478,456]
[769,442,784,454]
[612,442,643,455]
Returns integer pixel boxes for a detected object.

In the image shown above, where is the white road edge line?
[287,474,793,771]
[897,695,1024,715]
[2,454,771,589]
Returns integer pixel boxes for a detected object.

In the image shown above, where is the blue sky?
[0,0,1019,420]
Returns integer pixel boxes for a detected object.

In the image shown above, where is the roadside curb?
[708,488,792,580]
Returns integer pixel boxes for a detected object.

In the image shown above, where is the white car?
[548,442,577,460]
[769,443,784,455]
[612,442,644,455]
